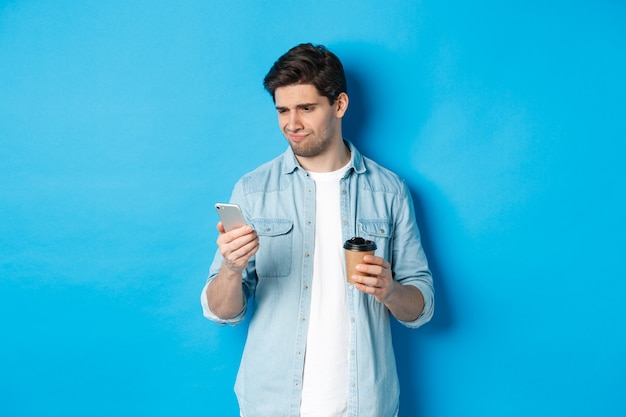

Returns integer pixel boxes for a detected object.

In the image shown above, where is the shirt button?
[305,252,310,257]
[342,220,348,225]
[341,189,347,195]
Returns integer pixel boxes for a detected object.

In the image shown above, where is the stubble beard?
[290,137,331,158]
[287,126,336,159]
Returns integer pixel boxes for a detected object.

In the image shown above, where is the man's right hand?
[207,222,259,320]
[216,222,259,273]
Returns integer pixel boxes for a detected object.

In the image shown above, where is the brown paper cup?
[343,237,377,284]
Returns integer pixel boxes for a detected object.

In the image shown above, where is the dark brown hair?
[263,43,347,104]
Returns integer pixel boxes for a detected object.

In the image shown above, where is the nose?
[284,111,303,132]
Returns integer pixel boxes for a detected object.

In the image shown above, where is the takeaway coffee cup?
[343,237,377,284]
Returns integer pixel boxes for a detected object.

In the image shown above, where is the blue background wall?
[1,1,625,416]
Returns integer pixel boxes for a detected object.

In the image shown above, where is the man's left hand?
[351,254,398,304]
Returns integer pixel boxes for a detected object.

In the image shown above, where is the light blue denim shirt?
[202,141,434,417]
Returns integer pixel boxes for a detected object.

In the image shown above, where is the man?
[201,43,434,417]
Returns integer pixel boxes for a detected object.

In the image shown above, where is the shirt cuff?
[396,281,434,329]
[200,280,247,326]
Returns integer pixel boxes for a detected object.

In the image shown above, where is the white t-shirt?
[300,164,350,417]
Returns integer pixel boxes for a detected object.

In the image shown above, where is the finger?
[351,274,382,288]
[226,235,259,260]
[218,226,257,247]
[355,263,384,277]
[354,282,376,294]
[354,282,386,301]
[238,238,260,258]
[228,225,255,238]
[362,255,390,269]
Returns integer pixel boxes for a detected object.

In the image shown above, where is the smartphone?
[215,203,247,232]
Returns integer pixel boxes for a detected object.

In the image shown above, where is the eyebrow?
[275,102,319,111]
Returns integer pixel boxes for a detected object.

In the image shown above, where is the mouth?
[286,132,310,143]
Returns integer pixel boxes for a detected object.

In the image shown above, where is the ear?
[334,92,349,118]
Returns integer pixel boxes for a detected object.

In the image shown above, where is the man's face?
[274,84,347,159]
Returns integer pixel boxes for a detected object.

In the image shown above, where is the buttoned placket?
[341,172,360,416]
[290,172,317,415]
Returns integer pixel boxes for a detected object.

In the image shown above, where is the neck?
[297,138,351,173]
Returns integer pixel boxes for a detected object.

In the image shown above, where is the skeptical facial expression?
[274,84,347,159]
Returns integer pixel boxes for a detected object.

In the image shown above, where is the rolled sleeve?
[200,280,247,326]
[396,279,434,329]
[391,181,435,329]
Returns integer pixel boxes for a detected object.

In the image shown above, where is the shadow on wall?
[343,67,370,145]
[343,48,455,332]
[394,181,455,417]
[341,44,455,417]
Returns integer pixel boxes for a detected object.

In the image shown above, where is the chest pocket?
[252,219,293,278]
[358,219,393,255]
